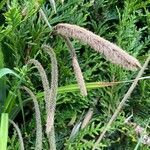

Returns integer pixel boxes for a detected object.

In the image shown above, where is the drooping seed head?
[54,23,141,70]
[63,37,87,96]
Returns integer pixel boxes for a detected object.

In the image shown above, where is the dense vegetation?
[0,0,149,149]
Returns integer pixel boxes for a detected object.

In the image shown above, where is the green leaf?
[36,76,150,98]
[0,46,4,68]
[0,68,20,112]
[36,81,117,98]
[0,68,20,79]
[0,45,6,104]
[58,82,116,93]
[0,113,8,150]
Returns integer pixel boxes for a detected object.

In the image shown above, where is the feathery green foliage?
[0,0,149,149]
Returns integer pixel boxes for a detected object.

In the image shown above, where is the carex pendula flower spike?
[22,86,42,150]
[54,23,141,70]
[63,36,87,96]
[9,120,25,150]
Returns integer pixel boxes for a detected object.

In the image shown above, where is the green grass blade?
[36,81,117,98]
[0,46,4,68]
[3,90,17,114]
[58,82,116,93]
[0,45,6,108]
[36,76,150,98]
[3,80,22,116]
[0,79,6,106]
[0,113,9,150]
[0,68,20,79]
[0,68,21,114]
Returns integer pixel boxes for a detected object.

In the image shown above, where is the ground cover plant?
[0,0,150,149]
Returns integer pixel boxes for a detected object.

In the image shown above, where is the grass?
[0,0,150,149]
[0,113,8,150]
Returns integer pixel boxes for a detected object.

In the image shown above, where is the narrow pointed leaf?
[0,113,9,150]
[0,68,20,79]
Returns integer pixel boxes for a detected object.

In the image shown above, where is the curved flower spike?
[63,37,87,96]
[54,23,141,70]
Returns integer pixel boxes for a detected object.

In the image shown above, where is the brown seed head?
[54,23,141,70]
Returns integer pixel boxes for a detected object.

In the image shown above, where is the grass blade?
[36,81,116,98]
[0,48,6,103]
[0,68,20,79]
[0,113,9,150]
[36,76,150,98]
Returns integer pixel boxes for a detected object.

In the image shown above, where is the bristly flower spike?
[22,86,42,150]
[9,120,25,150]
[54,23,141,70]
[42,45,58,150]
[63,36,87,96]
